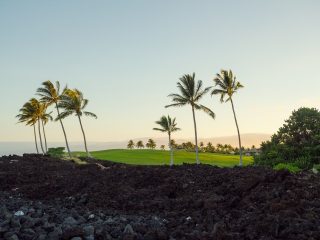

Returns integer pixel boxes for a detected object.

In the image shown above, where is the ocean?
[0,141,126,156]
[0,134,270,156]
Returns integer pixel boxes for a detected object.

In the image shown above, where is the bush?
[47,147,65,158]
[294,156,311,169]
[254,153,283,167]
[273,163,301,173]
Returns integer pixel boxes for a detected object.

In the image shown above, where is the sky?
[0,0,320,143]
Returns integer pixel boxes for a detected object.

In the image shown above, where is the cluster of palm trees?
[203,142,236,154]
[127,139,157,150]
[17,70,242,164]
[153,69,243,166]
[16,80,97,157]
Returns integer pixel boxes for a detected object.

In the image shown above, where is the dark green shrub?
[47,147,65,158]
[256,108,320,169]
[294,156,311,169]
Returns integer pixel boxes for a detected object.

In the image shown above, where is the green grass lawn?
[77,149,253,167]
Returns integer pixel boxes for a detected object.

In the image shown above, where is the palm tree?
[166,73,215,164]
[212,69,244,166]
[37,81,72,157]
[146,139,156,149]
[57,89,97,157]
[30,98,46,154]
[206,142,214,153]
[127,140,135,149]
[199,141,204,152]
[153,115,180,166]
[16,100,39,154]
[39,103,53,153]
[136,140,144,149]
[170,139,177,149]
[16,98,50,154]
[160,145,165,150]
[216,143,223,153]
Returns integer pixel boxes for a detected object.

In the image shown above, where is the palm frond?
[176,82,191,99]
[36,87,51,97]
[194,104,216,119]
[55,81,60,94]
[194,79,203,97]
[55,110,73,121]
[82,99,89,110]
[179,73,195,98]
[84,111,97,119]
[153,128,167,132]
[194,85,212,102]
[165,103,186,108]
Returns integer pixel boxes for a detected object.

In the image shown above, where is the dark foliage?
[255,107,320,168]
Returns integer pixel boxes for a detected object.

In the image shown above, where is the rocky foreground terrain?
[0,154,320,240]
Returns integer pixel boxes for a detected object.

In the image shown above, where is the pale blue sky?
[1,0,320,142]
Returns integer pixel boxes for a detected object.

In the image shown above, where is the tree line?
[16,81,97,157]
[128,139,256,154]
[127,139,157,150]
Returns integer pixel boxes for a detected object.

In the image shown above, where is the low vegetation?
[273,163,301,173]
[47,147,65,158]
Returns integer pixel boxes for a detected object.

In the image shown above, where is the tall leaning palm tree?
[29,98,46,154]
[57,89,97,157]
[16,98,49,154]
[153,115,180,166]
[39,103,53,153]
[37,81,72,157]
[16,100,39,154]
[166,73,215,164]
[212,69,244,166]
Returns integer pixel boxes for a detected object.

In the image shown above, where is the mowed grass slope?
[79,149,253,167]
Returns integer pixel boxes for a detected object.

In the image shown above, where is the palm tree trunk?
[33,125,39,154]
[77,114,90,157]
[37,118,45,154]
[168,133,173,166]
[41,120,48,153]
[231,99,243,166]
[55,102,72,157]
[192,105,200,164]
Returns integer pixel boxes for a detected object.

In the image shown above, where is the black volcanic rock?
[0,154,320,239]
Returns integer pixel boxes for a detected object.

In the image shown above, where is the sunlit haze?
[1,0,320,144]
